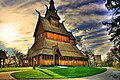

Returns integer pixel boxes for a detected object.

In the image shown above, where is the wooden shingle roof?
[33,0,75,40]
[48,10,60,19]
[44,38,84,57]
[28,38,85,58]
[35,17,75,39]
[46,0,60,20]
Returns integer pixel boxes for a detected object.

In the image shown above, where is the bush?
[113,62,120,68]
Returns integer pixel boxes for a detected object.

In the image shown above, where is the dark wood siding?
[47,32,69,42]
[59,60,87,66]
[40,55,54,65]
[70,40,75,44]
[35,21,44,42]
[25,55,87,66]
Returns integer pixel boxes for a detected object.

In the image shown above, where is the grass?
[11,70,52,79]
[37,66,59,69]
[116,68,120,70]
[48,67,107,78]
[0,67,33,72]
[11,66,107,79]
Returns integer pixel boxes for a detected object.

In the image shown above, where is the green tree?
[104,0,120,61]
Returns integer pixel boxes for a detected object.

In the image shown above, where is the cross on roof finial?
[50,0,54,4]
[49,0,55,11]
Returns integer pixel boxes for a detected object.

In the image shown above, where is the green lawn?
[0,67,33,72]
[12,70,52,79]
[117,68,120,70]
[11,66,107,79]
[48,67,107,78]
[37,66,59,69]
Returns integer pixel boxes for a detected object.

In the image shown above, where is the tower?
[45,0,60,27]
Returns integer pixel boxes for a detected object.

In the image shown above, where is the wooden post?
[0,59,1,68]
[33,58,36,69]
[33,64,35,69]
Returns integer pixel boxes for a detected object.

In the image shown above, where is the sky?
[0,0,113,59]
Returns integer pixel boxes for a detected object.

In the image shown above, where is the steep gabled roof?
[33,13,44,37]
[49,0,55,11]
[33,16,75,39]
[45,0,60,20]
[31,38,44,50]
[33,0,75,39]
[47,10,60,19]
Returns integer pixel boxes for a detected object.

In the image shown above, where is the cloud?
[0,0,112,59]
[0,0,42,53]
[84,33,107,39]
[0,42,6,50]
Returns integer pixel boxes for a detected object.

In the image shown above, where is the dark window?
[60,57,62,60]
[42,55,45,60]
[45,55,47,60]
[50,56,53,60]
[42,55,53,60]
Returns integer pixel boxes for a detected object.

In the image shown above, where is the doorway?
[54,53,59,65]
[52,45,61,66]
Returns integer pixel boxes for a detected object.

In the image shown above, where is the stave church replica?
[22,0,88,66]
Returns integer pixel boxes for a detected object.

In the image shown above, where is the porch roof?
[28,38,85,58]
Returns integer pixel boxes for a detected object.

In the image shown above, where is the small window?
[42,55,45,60]
[45,55,47,60]
[49,56,51,60]
[25,60,28,63]
[60,57,62,60]
[40,34,42,37]
[50,56,53,60]
[61,57,63,60]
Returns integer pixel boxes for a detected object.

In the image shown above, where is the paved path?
[0,68,120,80]
[0,71,19,80]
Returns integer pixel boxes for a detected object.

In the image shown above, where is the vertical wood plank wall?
[47,32,70,42]
[40,55,54,65]
[59,60,87,66]
[23,55,87,66]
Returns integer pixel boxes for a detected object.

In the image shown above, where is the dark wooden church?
[23,0,88,66]
[0,50,7,68]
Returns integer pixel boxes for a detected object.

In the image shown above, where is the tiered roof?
[28,38,84,57]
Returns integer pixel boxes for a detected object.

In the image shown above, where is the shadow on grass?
[39,69,53,77]
[39,69,66,78]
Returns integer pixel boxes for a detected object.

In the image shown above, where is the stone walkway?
[0,68,120,80]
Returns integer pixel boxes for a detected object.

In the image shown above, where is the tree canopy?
[104,0,120,61]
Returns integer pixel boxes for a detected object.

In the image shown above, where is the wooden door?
[55,54,59,65]
[52,45,60,66]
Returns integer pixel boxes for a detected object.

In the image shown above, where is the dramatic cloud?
[0,0,112,59]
